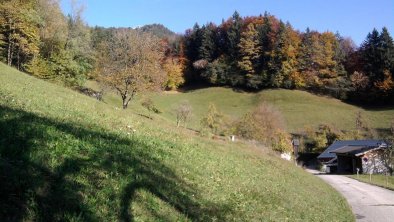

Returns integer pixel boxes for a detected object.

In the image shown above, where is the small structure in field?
[317,140,390,174]
[280,152,292,161]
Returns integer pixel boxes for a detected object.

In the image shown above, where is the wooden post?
[386,173,389,187]
[369,172,372,182]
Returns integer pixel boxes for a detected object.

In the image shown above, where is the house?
[317,140,390,174]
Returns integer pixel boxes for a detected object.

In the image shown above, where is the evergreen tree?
[257,12,274,85]
[361,28,381,85]
[378,27,394,77]
[226,11,242,60]
[199,23,217,62]
[269,21,286,87]
[224,11,244,86]
[185,23,202,63]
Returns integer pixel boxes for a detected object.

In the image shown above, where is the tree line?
[182,12,394,104]
[1,1,393,106]
[0,0,96,86]
[0,0,185,109]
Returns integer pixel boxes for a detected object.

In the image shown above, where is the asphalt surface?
[308,170,394,222]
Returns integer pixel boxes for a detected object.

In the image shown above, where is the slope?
[146,88,394,132]
[0,63,354,221]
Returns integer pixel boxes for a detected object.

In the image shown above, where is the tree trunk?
[17,48,20,70]
[122,95,133,109]
[7,39,12,66]
[122,98,128,109]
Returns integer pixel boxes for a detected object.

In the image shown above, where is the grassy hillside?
[0,63,354,221]
[148,88,393,132]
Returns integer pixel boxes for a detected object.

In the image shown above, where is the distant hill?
[136,24,178,39]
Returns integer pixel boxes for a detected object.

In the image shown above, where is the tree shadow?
[0,105,231,221]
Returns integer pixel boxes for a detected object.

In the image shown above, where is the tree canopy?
[96,29,166,109]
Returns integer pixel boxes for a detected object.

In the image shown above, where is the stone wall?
[361,150,388,174]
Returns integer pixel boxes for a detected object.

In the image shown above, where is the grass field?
[0,63,355,221]
[349,174,394,190]
[85,81,394,134]
[146,88,393,133]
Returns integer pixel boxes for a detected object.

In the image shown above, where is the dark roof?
[331,145,366,153]
[317,140,386,160]
[330,145,380,156]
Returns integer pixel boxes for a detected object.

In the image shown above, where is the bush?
[141,98,161,115]
[271,130,293,153]
[235,103,284,142]
[173,100,193,128]
[235,102,292,152]
[200,103,225,135]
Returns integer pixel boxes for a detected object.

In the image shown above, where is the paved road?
[308,170,394,222]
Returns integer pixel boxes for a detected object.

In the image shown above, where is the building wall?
[361,150,388,174]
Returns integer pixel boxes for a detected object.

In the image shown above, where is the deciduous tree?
[96,29,166,109]
[201,103,224,134]
[163,58,185,90]
[0,0,40,70]
[238,23,261,88]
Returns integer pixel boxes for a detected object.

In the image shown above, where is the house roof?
[330,145,380,156]
[330,145,365,153]
[317,140,386,160]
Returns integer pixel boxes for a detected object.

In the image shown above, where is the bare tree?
[96,29,166,109]
[174,101,192,128]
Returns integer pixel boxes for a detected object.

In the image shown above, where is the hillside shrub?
[173,100,193,127]
[235,103,291,152]
[200,103,225,135]
[142,98,161,116]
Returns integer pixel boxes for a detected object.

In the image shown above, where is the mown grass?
[120,86,392,133]
[0,63,354,221]
[348,174,394,190]
[258,89,394,133]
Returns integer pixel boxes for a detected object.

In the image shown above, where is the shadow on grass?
[0,105,230,221]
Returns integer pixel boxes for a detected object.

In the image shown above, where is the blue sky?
[61,0,394,46]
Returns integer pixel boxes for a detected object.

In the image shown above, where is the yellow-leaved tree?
[163,58,185,90]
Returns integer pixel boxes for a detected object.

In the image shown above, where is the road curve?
[308,170,394,222]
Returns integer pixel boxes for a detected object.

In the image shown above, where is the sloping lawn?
[1,63,354,221]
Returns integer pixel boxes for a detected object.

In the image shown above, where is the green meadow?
[0,63,355,221]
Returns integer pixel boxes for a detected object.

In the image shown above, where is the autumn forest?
[1,0,394,105]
